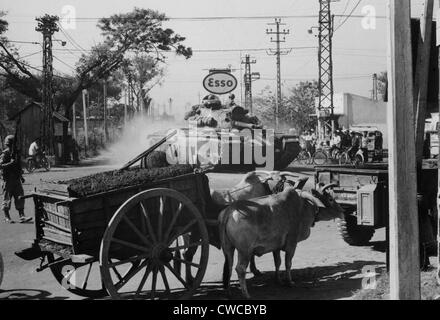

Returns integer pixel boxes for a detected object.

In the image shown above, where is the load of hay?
[62,165,194,198]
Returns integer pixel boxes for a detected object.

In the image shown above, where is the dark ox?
[219,184,344,299]
[210,171,299,206]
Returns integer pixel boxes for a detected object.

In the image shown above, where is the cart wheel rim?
[339,153,349,165]
[47,253,109,298]
[42,158,51,171]
[27,160,36,173]
[100,188,209,300]
[313,151,327,165]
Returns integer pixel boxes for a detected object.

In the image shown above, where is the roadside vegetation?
[353,269,440,300]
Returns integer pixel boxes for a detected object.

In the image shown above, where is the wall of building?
[335,93,388,148]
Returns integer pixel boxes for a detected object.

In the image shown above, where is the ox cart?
[17,166,222,300]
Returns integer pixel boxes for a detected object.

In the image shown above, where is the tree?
[285,80,319,133]
[122,54,164,114]
[253,81,319,132]
[0,9,192,119]
[377,71,388,101]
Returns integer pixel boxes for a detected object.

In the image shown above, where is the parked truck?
[315,163,438,266]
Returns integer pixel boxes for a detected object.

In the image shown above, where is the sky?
[0,0,433,118]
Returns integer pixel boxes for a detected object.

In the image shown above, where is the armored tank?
[147,94,301,171]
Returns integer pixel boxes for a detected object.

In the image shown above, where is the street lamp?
[308,26,320,36]
[53,39,67,46]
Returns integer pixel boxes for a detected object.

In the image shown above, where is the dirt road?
[0,162,386,300]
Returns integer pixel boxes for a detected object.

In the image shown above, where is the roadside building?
[10,102,70,164]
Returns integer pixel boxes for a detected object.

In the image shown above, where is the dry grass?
[353,268,440,300]
[63,165,194,197]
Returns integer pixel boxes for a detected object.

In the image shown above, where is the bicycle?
[26,151,51,173]
[312,146,344,165]
[339,148,365,167]
[295,149,313,165]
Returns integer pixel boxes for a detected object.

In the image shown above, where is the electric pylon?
[36,14,59,155]
[266,18,292,129]
[242,55,256,113]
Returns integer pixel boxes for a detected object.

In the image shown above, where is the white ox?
[219,184,344,299]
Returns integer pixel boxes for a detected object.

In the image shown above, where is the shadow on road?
[193,260,385,300]
[0,289,69,300]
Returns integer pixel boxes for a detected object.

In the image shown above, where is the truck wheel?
[274,142,301,170]
[338,214,375,246]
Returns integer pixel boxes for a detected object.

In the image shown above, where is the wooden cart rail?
[33,171,211,258]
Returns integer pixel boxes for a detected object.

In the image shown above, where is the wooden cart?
[20,169,218,300]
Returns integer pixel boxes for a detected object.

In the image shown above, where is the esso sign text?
[203,72,238,95]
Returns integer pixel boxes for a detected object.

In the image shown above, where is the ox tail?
[219,207,233,290]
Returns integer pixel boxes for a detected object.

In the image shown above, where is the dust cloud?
[101,115,184,167]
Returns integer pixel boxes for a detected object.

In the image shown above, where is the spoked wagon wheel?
[100,188,209,300]
[47,253,109,298]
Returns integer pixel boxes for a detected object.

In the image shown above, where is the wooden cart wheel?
[100,188,209,300]
[47,253,109,298]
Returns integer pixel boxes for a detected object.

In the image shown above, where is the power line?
[57,23,87,53]
[334,0,363,32]
[7,14,387,22]
[6,40,41,45]
[53,55,76,71]
[51,46,317,53]
[338,0,351,26]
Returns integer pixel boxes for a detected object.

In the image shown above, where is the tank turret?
[184,94,262,130]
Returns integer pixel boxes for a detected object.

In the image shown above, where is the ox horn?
[300,191,326,208]
[279,172,300,179]
[254,171,281,181]
[320,183,338,193]
[254,171,274,176]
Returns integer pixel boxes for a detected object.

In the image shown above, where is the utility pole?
[36,14,59,156]
[317,0,336,141]
[72,102,77,141]
[124,86,128,128]
[372,73,378,101]
[241,55,257,113]
[437,0,440,287]
[103,80,109,142]
[169,98,173,115]
[127,73,134,115]
[387,0,420,300]
[266,18,291,129]
[82,89,89,151]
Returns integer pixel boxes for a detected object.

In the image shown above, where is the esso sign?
[203,72,238,95]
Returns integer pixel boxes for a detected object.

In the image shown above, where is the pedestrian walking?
[0,135,32,224]
[361,131,369,163]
